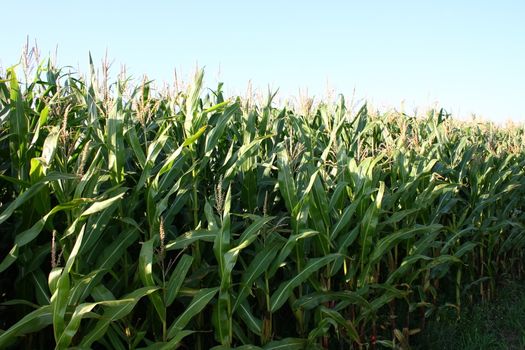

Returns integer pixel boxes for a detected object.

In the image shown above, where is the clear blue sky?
[2,0,524,123]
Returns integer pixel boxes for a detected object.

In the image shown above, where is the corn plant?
[0,57,524,349]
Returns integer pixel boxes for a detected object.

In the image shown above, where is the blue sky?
[2,1,524,123]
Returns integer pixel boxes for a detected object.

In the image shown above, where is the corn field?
[1,59,525,349]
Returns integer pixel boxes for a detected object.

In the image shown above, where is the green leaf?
[263,338,306,350]
[106,99,125,183]
[0,305,52,348]
[167,287,218,340]
[94,227,139,273]
[268,230,317,277]
[204,103,237,158]
[293,291,370,311]
[31,270,51,305]
[369,224,442,265]
[52,223,87,341]
[157,125,206,178]
[0,198,91,273]
[139,330,196,350]
[184,69,204,135]
[236,301,262,336]
[270,254,338,312]
[55,302,98,349]
[0,172,78,225]
[139,238,166,323]
[321,307,360,342]
[214,186,232,282]
[166,254,194,307]
[223,215,274,283]
[63,190,126,239]
[330,199,360,241]
[277,148,298,213]
[80,287,159,347]
[233,240,280,311]
[211,345,262,350]
[166,229,218,250]
[358,181,385,286]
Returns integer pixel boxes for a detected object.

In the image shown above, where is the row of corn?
[0,59,524,349]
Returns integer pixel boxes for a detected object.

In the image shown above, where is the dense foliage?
[1,60,524,349]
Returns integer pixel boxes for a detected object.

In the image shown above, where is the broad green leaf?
[0,198,91,273]
[263,338,306,350]
[166,229,218,250]
[63,190,126,239]
[80,287,159,347]
[233,241,280,311]
[223,215,274,283]
[270,254,338,312]
[166,254,194,306]
[212,345,262,350]
[236,301,262,336]
[139,238,166,323]
[293,291,370,311]
[139,330,196,350]
[0,172,78,225]
[204,103,237,158]
[167,287,218,340]
[268,230,318,277]
[277,148,298,213]
[369,224,442,265]
[320,307,360,343]
[0,305,52,348]
[330,199,360,241]
[55,302,98,349]
[52,224,86,341]
[358,181,385,286]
